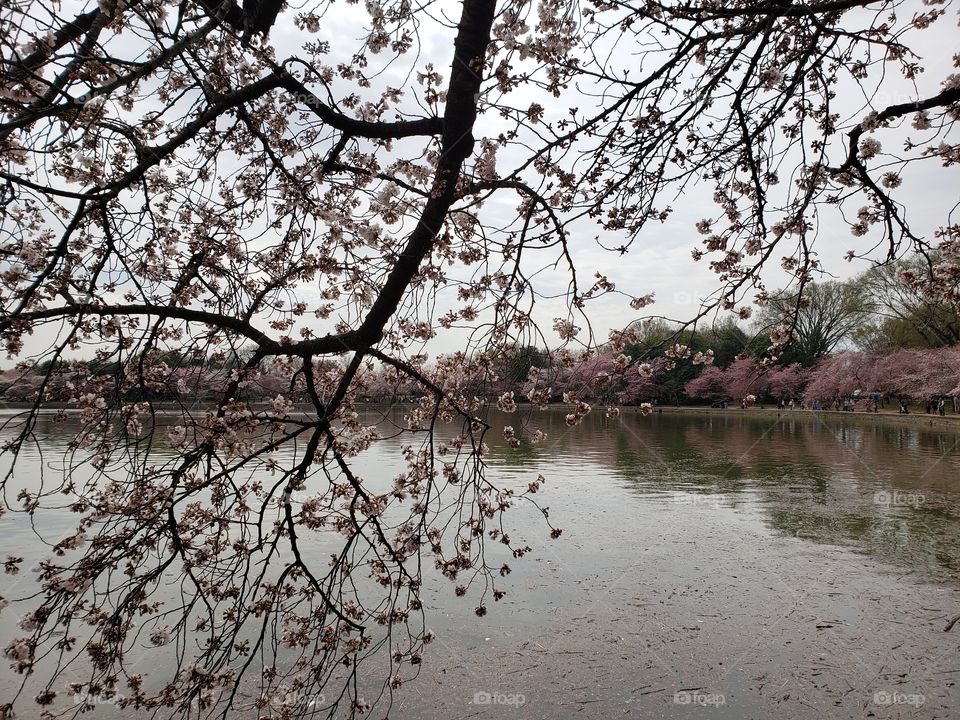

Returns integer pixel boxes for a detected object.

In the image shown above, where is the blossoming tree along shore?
[0,0,958,717]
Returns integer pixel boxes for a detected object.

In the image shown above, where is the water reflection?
[472,408,960,585]
[3,406,958,585]
[1,407,958,718]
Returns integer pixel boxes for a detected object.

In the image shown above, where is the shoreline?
[645,403,960,430]
[4,400,960,434]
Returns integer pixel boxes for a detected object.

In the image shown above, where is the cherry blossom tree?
[1,0,958,717]
[870,346,960,399]
[764,363,809,402]
[719,357,767,402]
[615,356,669,405]
[0,367,43,402]
[552,351,620,402]
[684,359,809,404]
[802,346,960,406]
[802,351,878,405]
[682,365,727,403]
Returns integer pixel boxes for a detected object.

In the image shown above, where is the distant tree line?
[2,257,957,409]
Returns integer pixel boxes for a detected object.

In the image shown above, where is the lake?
[1,406,958,718]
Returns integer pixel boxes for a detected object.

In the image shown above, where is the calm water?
[1,407,958,718]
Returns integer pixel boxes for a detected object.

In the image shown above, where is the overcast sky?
[287,1,960,356]
[6,1,959,365]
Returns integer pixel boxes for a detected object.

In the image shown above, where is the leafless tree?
[754,280,872,364]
